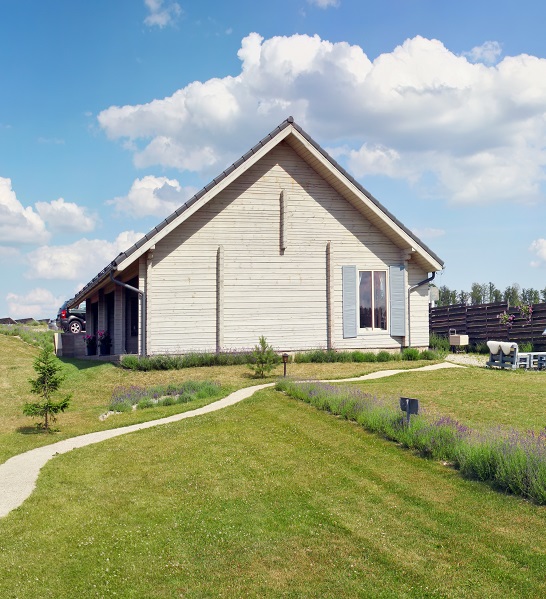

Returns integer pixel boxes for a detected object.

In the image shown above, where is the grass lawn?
[0,389,545,598]
[0,334,437,463]
[346,365,546,432]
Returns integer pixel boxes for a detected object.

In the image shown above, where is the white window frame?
[358,269,389,331]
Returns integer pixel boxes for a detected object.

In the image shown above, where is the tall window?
[359,270,387,330]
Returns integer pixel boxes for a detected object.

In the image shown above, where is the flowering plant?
[518,304,533,323]
[498,311,515,327]
[97,330,112,348]
[84,334,96,347]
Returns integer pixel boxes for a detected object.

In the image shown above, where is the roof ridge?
[70,116,442,306]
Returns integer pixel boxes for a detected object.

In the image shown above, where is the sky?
[2,0,546,319]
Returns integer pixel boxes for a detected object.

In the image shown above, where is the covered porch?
[59,259,145,358]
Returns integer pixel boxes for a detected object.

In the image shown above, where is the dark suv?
[56,301,86,334]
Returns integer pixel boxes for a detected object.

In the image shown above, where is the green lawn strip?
[345,366,546,432]
[0,390,545,598]
[0,334,437,463]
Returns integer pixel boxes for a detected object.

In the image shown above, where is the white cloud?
[308,0,340,7]
[35,198,98,233]
[0,178,97,244]
[107,175,197,218]
[144,0,182,28]
[529,238,546,267]
[463,41,502,65]
[25,231,144,281]
[330,143,412,180]
[6,288,64,319]
[0,177,49,245]
[412,227,446,240]
[98,33,546,206]
[0,246,20,260]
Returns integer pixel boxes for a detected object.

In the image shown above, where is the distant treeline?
[433,282,546,307]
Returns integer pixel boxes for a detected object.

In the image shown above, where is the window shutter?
[342,265,357,338]
[389,265,406,337]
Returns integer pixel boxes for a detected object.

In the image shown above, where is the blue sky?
[2,0,546,318]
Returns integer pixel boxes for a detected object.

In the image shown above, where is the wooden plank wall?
[147,141,429,354]
[429,302,546,349]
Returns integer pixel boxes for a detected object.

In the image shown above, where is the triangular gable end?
[71,117,443,306]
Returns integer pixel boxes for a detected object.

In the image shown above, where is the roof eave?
[71,115,444,305]
[285,123,444,271]
[116,121,296,272]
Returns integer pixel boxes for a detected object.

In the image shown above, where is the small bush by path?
[276,379,546,504]
[109,380,223,412]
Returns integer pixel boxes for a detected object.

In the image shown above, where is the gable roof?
[70,117,443,306]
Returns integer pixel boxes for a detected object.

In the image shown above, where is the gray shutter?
[389,265,406,337]
[342,266,357,338]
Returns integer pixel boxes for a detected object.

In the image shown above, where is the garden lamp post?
[282,353,289,377]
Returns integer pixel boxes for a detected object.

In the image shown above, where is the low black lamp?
[282,352,289,377]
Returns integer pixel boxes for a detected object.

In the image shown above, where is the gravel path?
[0,361,463,519]
[445,353,488,367]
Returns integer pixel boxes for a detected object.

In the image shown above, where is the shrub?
[294,349,337,363]
[429,333,450,352]
[248,336,280,378]
[471,342,490,355]
[376,351,392,362]
[294,350,382,363]
[419,349,441,361]
[112,400,133,413]
[401,348,420,361]
[519,342,534,353]
[120,351,252,371]
[137,399,154,410]
[109,381,222,412]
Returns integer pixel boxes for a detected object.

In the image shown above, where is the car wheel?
[69,320,82,334]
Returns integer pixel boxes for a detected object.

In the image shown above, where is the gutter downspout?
[110,270,146,357]
[407,271,436,348]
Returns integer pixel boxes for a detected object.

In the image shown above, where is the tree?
[248,336,280,378]
[470,282,485,305]
[503,284,521,307]
[457,290,470,305]
[438,285,457,306]
[521,288,540,305]
[23,346,71,431]
[488,283,503,303]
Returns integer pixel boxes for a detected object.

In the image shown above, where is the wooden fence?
[429,302,546,350]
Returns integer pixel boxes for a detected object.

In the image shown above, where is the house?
[69,117,443,357]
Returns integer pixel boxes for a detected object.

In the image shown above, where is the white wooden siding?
[407,263,431,348]
[147,141,430,354]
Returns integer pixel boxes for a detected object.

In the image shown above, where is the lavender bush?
[120,351,253,371]
[276,379,546,504]
[120,347,444,371]
[109,381,222,412]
